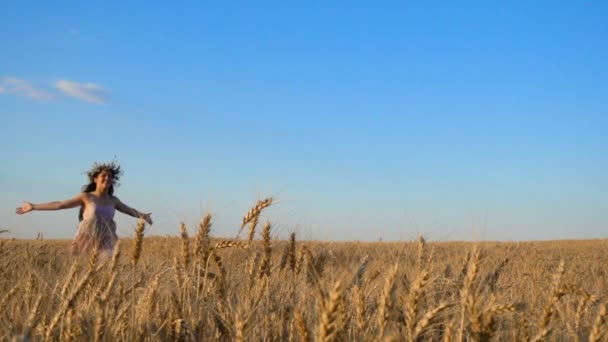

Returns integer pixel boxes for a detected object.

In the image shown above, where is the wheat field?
[1,199,607,341]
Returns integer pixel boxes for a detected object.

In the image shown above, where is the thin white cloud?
[55,79,107,104]
[0,77,52,100]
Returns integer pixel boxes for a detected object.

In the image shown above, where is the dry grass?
[1,203,608,341]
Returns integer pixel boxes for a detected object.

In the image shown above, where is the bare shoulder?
[77,192,92,204]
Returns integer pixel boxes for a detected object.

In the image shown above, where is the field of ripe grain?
[1,211,607,341]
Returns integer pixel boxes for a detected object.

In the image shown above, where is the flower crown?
[86,161,123,185]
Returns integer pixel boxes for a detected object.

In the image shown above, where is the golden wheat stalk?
[348,254,371,290]
[378,264,398,339]
[471,300,517,340]
[94,298,105,342]
[412,302,453,341]
[318,280,344,342]
[443,320,456,342]
[137,270,163,323]
[131,218,146,267]
[279,243,290,271]
[406,270,430,340]
[60,261,78,298]
[483,256,510,292]
[212,252,227,298]
[589,302,608,342]
[458,245,480,341]
[21,293,43,340]
[24,273,36,310]
[46,268,94,339]
[295,247,306,275]
[288,232,297,273]
[295,310,311,342]
[63,307,76,342]
[531,260,567,342]
[195,213,212,259]
[110,240,121,273]
[88,245,99,270]
[247,216,259,243]
[180,222,191,268]
[416,235,426,271]
[0,284,18,310]
[235,313,246,342]
[353,284,367,331]
[258,221,272,279]
[214,240,249,249]
[241,197,273,229]
[100,272,117,303]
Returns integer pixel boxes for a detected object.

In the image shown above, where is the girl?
[15,161,153,257]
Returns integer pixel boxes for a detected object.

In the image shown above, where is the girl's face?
[94,170,114,191]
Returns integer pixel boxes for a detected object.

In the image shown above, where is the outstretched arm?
[115,197,153,225]
[16,194,84,214]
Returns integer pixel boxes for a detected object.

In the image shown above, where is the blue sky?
[1,1,606,241]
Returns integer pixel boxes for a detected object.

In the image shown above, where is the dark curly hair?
[78,161,123,221]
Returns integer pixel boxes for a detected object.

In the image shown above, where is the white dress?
[70,199,118,256]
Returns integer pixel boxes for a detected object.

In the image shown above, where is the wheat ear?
[589,302,608,342]
[318,280,344,342]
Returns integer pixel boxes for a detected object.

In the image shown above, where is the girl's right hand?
[15,202,33,215]
[142,212,153,225]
